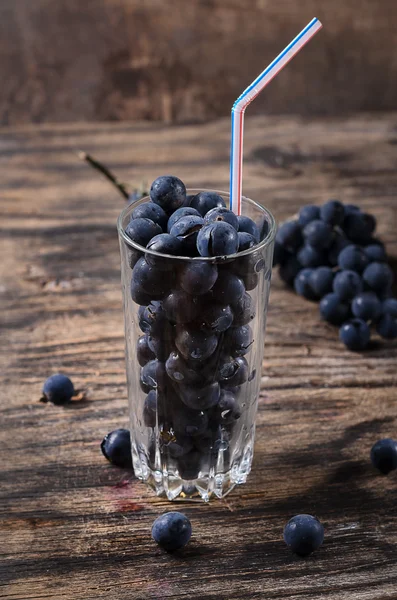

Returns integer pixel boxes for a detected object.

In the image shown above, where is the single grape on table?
[151,512,192,552]
[283,514,324,556]
[101,429,133,468]
[42,374,75,405]
[370,438,397,475]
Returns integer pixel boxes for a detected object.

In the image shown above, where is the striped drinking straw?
[230,17,323,215]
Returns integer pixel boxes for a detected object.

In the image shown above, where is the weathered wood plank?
[1,114,397,599]
[1,1,397,124]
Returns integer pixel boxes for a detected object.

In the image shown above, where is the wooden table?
[1,114,397,599]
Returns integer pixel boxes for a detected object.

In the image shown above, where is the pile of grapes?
[273,200,397,350]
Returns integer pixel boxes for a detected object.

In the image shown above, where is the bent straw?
[230,18,323,215]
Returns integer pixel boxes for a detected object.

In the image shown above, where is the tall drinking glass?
[118,191,276,501]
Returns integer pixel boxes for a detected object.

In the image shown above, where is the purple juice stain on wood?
[107,477,145,513]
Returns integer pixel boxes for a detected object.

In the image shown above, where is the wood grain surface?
[1,114,397,599]
[2,0,397,125]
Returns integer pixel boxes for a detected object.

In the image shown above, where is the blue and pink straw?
[230,17,323,215]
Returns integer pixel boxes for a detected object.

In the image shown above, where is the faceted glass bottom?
[132,442,254,502]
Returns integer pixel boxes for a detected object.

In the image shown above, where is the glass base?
[132,443,254,502]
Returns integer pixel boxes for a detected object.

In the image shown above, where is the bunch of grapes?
[274,200,396,351]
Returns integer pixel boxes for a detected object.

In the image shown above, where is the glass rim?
[117,189,277,263]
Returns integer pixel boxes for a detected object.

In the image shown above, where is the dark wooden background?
[1,113,397,598]
[2,0,397,125]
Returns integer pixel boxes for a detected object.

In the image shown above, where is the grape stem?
[77,151,130,199]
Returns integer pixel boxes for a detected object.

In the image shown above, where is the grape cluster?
[274,200,396,351]
[123,176,268,481]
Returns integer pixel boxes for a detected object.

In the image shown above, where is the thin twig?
[77,151,130,199]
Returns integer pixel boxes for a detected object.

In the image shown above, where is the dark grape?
[151,512,192,551]
[170,215,204,256]
[131,257,173,299]
[190,191,226,216]
[319,293,350,325]
[140,359,167,393]
[363,243,386,263]
[167,207,201,233]
[351,292,381,321]
[309,267,334,298]
[241,271,259,291]
[143,390,159,427]
[138,302,166,336]
[124,218,162,249]
[370,438,397,474]
[320,199,345,226]
[213,390,241,425]
[147,335,170,361]
[362,262,394,293]
[298,205,320,227]
[297,244,326,268]
[145,234,182,270]
[342,212,375,244]
[130,278,152,306]
[224,325,253,357]
[382,298,397,317]
[231,292,256,326]
[237,216,260,243]
[179,261,218,295]
[42,374,74,405]
[175,325,218,361]
[276,221,303,252]
[337,244,369,273]
[238,232,257,252]
[333,270,363,301]
[211,271,245,304]
[197,303,234,333]
[204,207,238,230]
[163,290,199,324]
[101,429,132,469]
[303,220,333,249]
[165,351,202,385]
[150,175,187,214]
[339,319,370,351]
[131,201,168,230]
[197,221,239,257]
[294,269,317,300]
[284,514,324,557]
[219,356,249,387]
[137,334,156,366]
